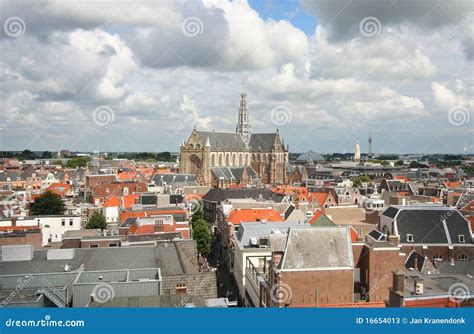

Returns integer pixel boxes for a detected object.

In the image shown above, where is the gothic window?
[232,154,236,166]
[189,143,194,150]
[211,154,215,166]
[239,154,243,165]
[218,154,223,166]
[226,154,230,166]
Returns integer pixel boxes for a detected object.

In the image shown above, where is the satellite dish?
[64,264,71,272]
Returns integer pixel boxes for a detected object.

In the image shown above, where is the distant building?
[354,141,361,163]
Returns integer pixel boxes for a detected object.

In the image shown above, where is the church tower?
[236,85,251,145]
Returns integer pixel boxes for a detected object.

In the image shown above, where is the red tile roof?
[104,196,120,208]
[311,192,328,206]
[227,208,282,225]
[46,183,72,197]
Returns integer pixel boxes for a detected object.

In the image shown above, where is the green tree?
[353,175,371,187]
[85,211,107,230]
[40,151,52,159]
[30,191,65,215]
[67,157,90,168]
[193,220,211,256]
[191,206,204,227]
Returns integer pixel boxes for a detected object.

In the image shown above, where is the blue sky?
[248,0,318,35]
[0,0,472,154]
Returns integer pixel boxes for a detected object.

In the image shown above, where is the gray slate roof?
[196,131,247,150]
[280,227,353,270]
[386,206,473,244]
[202,188,285,203]
[248,133,279,151]
[211,166,258,182]
[234,221,306,247]
[152,173,197,186]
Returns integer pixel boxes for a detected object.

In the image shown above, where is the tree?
[30,191,65,215]
[353,175,371,187]
[191,206,204,227]
[85,211,107,230]
[67,157,90,168]
[193,220,211,256]
[40,151,52,159]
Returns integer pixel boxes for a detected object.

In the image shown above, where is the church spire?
[236,82,251,145]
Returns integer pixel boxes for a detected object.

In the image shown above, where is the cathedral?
[179,90,289,186]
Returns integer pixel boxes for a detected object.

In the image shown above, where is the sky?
[0,0,472,154]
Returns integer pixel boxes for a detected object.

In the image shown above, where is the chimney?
[388,234,400,245]
[392,269,405,292]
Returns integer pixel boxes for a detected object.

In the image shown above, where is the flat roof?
[0,244,185,276]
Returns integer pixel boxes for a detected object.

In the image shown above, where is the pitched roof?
[46,183,71,197]
[248,133,280,151]
[227,208,283,225]
[211,166,258,182]
[280,227,353,270]
[152,173,197,186]
[311,192,328,206]
[104,196,120,208]
[196,131,247,150]
[202,188,284,203]
[234,221,308,247]
[307,209,335,227]
[389,206,473,244]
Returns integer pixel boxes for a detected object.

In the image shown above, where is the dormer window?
[458,235,465,243]
[406,234,414,242]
